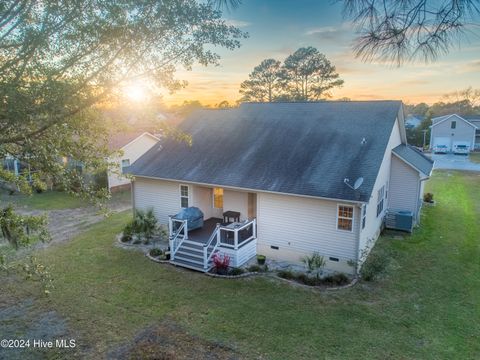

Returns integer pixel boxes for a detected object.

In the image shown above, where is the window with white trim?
[180,185,189,208]
[385,181,389,202]
[377,185,385,217]
[361,204,367,229]
[337,205,354,231]
[121,159,130,169]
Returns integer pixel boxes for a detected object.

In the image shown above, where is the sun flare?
[122,81,149,102]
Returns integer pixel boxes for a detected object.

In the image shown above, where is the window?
[377,185,385,217]
[451,121,456,129]
[337,205,354,231]
[180,185,189,208]
[361,204,367,229]
[213,188,224,208]
[121,159,130,169]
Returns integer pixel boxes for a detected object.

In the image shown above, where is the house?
[430,114,478,152]
[127,101,433,274]
[404,114,423,129]
[464,116,480,150]
[107,132,160,192]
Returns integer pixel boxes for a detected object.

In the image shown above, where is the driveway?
[430,153,480,172]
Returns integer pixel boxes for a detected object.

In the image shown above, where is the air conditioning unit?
[385,210,414,233]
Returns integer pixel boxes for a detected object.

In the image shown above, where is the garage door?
[433,137,451,151]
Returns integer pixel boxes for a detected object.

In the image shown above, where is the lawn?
[470,152,480,164]
[1,171,479,359]
[0,189,131,211]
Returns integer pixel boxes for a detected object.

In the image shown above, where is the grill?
[173,207,204,231]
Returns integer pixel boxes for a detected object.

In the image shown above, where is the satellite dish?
[344,177,364,190]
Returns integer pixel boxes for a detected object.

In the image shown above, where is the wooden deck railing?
[168,216,188,261]
[203,223,221,270]
[218,218,256,250]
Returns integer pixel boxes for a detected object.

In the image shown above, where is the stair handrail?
[169,218,187,261]
[203,223,221,270]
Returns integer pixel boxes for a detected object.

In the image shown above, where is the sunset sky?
[162,0,480,106]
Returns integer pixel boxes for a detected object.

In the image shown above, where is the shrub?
[212,253,230,275]
[126,208,158,243]
[149,248,163,257]
[423,192,434,203]
[277,270,296,280]
[301,252,326,278]
[322,273,349,286]
[229,267,244,276]
[120,234,132,243]
[247,264,261,273]
[296,273,319,286]
[360,251,389,281]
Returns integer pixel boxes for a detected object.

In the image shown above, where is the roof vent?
[361,137,367,145]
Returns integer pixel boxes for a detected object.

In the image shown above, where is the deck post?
[168,216,173,239]
[253,218,257,238]
[203,246,208,270]
[184,219,188,239]
[234,229,238,250]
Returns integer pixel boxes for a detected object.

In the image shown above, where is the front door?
[212,187,224,219]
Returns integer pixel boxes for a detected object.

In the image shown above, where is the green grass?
[0,189,131,210]
[0,190,89,210]
[470,152,480,164]
[1,171,479,359]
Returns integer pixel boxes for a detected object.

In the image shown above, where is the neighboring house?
[404,114,423,129]
[429,114,478,152]
[107,132,160,192]
[464,116,480,150]
[127,101,433,274]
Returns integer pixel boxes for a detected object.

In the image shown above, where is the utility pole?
[422,129,428,150]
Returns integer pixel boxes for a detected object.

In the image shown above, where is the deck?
[186,218,223,244]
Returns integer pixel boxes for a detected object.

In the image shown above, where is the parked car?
[433,144,448,154]
[453,144,469,155]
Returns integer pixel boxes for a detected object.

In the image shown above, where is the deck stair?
[170,239,217,272]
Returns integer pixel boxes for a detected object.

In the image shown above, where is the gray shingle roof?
[392,144,434,176]
[128,101,403,202]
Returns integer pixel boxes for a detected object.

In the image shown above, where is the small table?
[223,210,240,224]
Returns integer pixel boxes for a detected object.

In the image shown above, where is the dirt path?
[17,202,131,249]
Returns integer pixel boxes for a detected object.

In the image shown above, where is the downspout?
[354,204,362,276]
[416,177,429,224]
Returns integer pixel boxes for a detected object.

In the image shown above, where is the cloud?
[304,23,353,43]
[224,19,251,28]
[459,60,480,74]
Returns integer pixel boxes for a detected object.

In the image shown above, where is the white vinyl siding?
[388,155,420,214]
[256,192,359,271]
[107,134,159,189]
[358,115,402,263]
[133,178,181,224]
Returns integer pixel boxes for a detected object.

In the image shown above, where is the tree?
[341,0,480,65]
[280,47,344,101]
[0,0,246,249]
[239,58,282,102]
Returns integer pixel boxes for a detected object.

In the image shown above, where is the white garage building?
[430,114,478,153]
